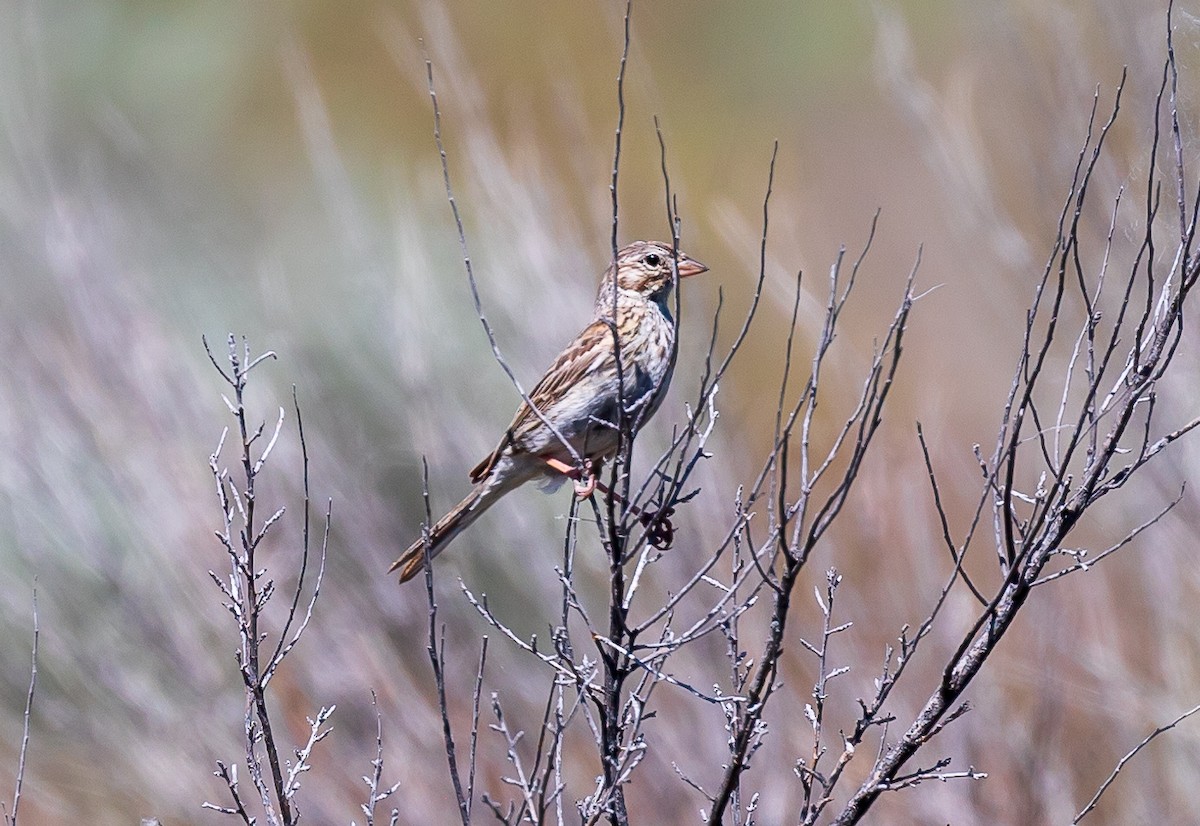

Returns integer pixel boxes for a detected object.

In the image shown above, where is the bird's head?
[601,240,708,301]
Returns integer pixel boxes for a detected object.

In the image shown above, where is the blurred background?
[2,0,1199,823]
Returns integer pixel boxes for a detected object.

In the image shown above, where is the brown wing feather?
[469,436,509,483]
[468,319,612,483]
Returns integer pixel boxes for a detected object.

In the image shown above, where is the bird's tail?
[390,478,511,583]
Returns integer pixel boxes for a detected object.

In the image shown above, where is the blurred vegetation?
[1,0,1199,823]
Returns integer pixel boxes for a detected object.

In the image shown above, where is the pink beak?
[676,255,708,278]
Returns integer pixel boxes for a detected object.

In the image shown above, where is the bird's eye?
[643,253,662,267]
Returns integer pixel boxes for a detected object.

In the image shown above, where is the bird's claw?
[573,459,598,498]
[541,456,598,499]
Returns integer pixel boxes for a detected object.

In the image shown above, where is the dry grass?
[1,1,1199,824]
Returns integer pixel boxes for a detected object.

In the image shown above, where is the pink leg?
[542,456,597,498]
[540,455,675,549]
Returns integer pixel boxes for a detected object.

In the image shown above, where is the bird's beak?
[675,256,709,278]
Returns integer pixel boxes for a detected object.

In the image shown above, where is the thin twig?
[358,690,401,826]
[5,587,37,826]
[424,60,582,468]
[421,459,472,826]
[1073,701,1200,823]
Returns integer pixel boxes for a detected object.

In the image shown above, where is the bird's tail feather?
[390,478,511,583]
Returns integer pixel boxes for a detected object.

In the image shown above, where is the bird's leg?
[542,456,598,498]
[540,456,675,549]
[574,459,598,498]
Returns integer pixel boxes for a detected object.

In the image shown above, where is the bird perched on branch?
[391,240,707,583]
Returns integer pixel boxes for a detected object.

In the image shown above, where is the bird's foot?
[573,459,598,498]
[541,455,676,547]
[541,456,598,499]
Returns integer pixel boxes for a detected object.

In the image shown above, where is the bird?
[390,240,708,583]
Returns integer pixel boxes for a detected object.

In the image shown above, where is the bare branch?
[4,587,37,826]
[1073,702,1200,823]
[357,691,401,826]
[421,458,472,826]
[424,60,583,469]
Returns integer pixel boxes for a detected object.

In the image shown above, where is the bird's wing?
[468,319,611,483]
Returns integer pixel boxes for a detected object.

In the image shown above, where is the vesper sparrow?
[391,240,707,582]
